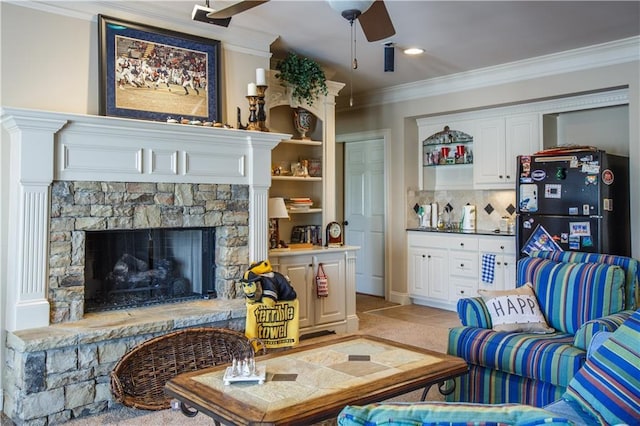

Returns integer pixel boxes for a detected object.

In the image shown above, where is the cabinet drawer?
[446,236,479,251]
[479,237,516,254]
[407,232,450,248]
[450,277,476,299]
[449,251,478,278]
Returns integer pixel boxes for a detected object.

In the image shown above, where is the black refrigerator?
[516,149,630,259]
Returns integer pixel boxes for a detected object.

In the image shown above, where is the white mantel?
[1,107,289,331]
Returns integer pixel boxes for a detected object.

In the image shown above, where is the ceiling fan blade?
[358,0,395,42]
[207,0,269,19]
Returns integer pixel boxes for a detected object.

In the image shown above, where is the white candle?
[247,82,257,96]
[256,68,266,86]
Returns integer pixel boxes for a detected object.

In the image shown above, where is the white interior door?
[345,139,385,296]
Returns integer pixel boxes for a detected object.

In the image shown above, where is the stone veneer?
[48,180,250,324]
[1,179,254,424]
[4,298,247,425]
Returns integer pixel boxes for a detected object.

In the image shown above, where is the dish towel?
[481,254,496,284]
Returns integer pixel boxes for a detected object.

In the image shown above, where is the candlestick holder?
[246,96,260,131]
[256,85,269,132]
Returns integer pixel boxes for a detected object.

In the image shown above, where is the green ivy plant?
[275,52,328,106]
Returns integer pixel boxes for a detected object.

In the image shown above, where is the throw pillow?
[479,284,555,333]
[562,309,640,425]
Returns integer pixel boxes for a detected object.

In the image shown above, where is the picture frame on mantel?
[98,15,221,123]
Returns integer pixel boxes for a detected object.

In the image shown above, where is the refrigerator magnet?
[544,184,562,199]
[569,235,580,250]
[582,236,594,247]
[585,175,598,185]
[602,169,614,185]
[569,222,591,236]
[582,163,600,174]
[561,233,569,243]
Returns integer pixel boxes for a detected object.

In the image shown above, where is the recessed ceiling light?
[404,47,424,55]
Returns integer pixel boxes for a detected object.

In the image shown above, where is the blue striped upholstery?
[457,297,491,328]
[516,257,625,334]
[449,364,567,408]
[449,253,637,408]
[563,309,640,425]
[448,327,582,387]
[572,309,632,350]
[338,402,574,425]
[530,250,638,310]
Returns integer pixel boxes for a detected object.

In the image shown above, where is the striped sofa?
[447,251,639,407]
[339,308,640,425]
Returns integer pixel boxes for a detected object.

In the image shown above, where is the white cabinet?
[270,247,359,335]
[477,236,517,292]
[474,113,540,189]
[407,231,515,311]
[447,235,479,301]
[408,233,448,301]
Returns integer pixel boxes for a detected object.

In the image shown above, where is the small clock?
[326,221,343,247]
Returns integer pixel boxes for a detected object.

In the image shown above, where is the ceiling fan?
[205,0,395,42]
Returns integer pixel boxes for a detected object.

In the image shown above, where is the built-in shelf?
[288,208,322,214]
[272,176,322,182]
[280,139,323,146]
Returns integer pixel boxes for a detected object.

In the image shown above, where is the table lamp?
[268,197,289,250]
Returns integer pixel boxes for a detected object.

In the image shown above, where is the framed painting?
[98,15,221,123]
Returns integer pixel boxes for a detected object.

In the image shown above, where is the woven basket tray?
[110,327,259,410]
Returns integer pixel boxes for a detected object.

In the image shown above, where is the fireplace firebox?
[84,227,216,312]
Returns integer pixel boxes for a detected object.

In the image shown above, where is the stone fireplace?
[1,108,288,423]
[2,107,287,331]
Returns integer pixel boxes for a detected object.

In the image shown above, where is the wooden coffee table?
[165,334,467,425]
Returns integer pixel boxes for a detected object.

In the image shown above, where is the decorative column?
[1,113,67,331]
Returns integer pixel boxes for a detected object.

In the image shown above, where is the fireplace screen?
[84,228,216,312]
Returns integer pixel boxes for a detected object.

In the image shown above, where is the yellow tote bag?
[245,299,299,349]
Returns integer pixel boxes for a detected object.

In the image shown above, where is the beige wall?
[336,62,640,302]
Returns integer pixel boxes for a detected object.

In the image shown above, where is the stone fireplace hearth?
[1,108,288,423]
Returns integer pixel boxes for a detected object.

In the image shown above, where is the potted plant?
[275,52,328,107]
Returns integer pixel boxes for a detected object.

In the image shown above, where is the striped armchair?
[447,251,638,407]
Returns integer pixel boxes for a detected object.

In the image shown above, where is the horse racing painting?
[99,15,220,123]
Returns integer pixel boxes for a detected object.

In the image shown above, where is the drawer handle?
[506,175,511,179]
[460,243,464,247]
[496,262,502,265]
[460,263,464,267]
[460,290,465,294]
[500,245,504,249]
[422,254,426,258]
[504,262,508,266]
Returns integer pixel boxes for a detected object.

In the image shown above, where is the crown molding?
[346,36,640,111]
[6,0,276,56]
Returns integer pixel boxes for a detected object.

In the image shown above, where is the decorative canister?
[293,107,315,140]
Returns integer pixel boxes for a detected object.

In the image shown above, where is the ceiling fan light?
[327,0,375,16]
[404,47,425,55]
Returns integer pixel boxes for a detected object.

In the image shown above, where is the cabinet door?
[426,248,448,301]
[474,118,506,186]
[478,237,516,292]
[505,113,540,184]
[314,254,346,325]
[408,247,429,297]
[277,257,313,329]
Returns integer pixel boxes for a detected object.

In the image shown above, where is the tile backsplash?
[407,189,516,231]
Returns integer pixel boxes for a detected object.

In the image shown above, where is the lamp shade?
[268,197,289,219]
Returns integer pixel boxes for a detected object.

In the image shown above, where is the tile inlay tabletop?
[165,334,468,425]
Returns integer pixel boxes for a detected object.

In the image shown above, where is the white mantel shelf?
[1,107,290,331]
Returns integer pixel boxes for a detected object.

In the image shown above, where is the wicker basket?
[110,327,261,410]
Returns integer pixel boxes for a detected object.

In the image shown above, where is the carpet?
[9,298,459,425]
